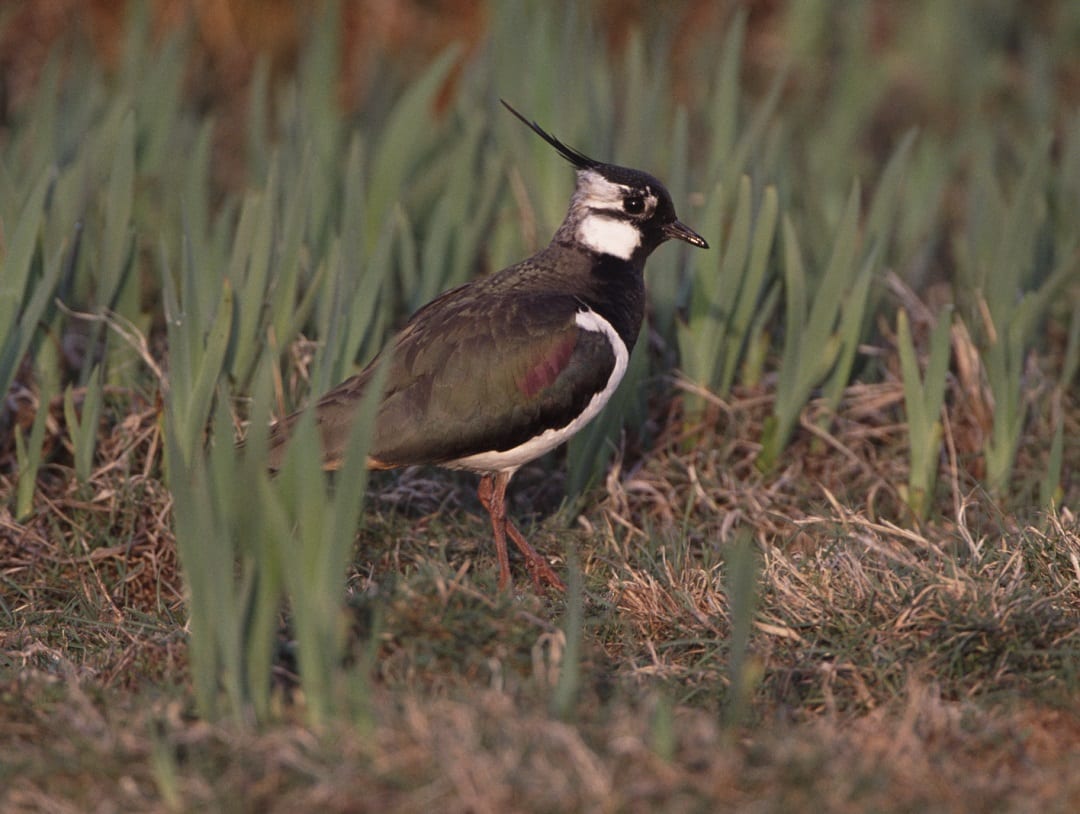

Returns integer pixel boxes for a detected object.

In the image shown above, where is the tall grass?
[956,133,1077,495]
[896,307,952,521]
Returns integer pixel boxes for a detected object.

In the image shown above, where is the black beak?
[663,220,709,249]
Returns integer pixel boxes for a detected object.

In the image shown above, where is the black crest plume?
[501,99,600,171]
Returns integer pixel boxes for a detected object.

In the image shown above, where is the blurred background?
[6,0,1078,194]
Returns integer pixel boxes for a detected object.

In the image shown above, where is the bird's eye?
[624,195,645,214]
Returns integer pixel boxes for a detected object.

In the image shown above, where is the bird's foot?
[504,520,565,593]
[524,555,566,593]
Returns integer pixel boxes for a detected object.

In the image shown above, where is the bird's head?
[502,100,709,261]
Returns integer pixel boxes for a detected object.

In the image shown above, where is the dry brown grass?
[5,370,1079,811]
[4,663,1080,812]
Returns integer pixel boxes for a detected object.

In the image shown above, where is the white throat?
[577,213,640,260]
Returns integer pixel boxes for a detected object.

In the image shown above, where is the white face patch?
[577,213,641,259]
[571,169,655,259]
[577,169,629,209]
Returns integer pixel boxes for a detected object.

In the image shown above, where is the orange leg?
[477,471,566,593]
[477,473,513,591]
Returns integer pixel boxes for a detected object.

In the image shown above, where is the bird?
[266,100,708,593]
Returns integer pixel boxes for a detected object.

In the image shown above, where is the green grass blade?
[722,527,759,729]
[720,184,779,395]
[14,373,54,520]
[364,47,461,248]
[63,365,103,484]
[0,168,52,338]
[897,307,951,520]
[550,553,583,721]
[0,242,64,417]
[100,109,136,310]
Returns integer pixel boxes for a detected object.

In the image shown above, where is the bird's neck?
[580,251,646,350]
[542,236,647,350]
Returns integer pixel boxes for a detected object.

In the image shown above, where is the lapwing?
[266,100,708,592]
